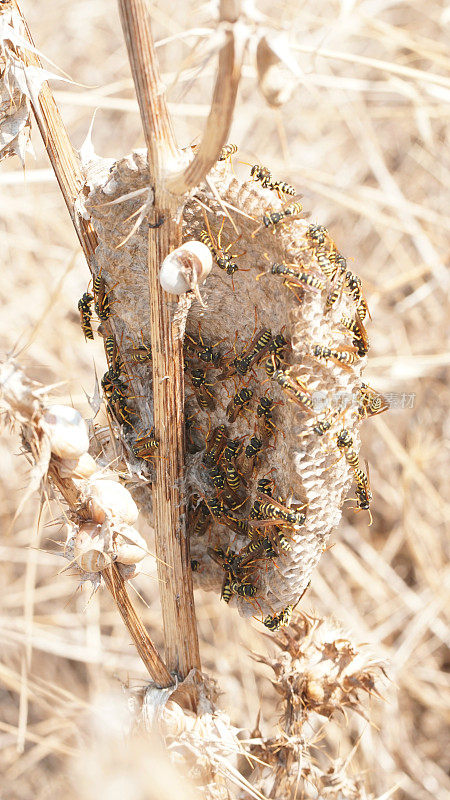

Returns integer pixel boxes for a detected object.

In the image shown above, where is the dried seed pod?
[85,477,139,525]
[42,404,90,459]
[113,523,147,565]
[159,240,212,304]
[72,522,112,573]
[56,452,99,479]
[256,35,299,108]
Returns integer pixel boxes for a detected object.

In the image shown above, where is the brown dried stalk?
[117,0,200,678]
[12,2,98,264]
[117,0,242,678]
[166,0,244,195]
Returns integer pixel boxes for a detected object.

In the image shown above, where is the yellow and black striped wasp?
[93,273,118,322]
[132,428,159,461]
[190,368,216,410]
[356,383,389,420]
[226,386,253,422]
[271,368,314,414]
[218,143,238,161]
[203,424,228,467]
[312,344,360,371]
[255,198,304,234]
[185,326,224,367]
[233,328,273,376]
[339,312,369,357]
[78,292,94,340]
[270,263,325,294]
[188,498,212,538]
[200,213,246,279]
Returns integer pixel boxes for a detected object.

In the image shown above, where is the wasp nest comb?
[82,148,386,627]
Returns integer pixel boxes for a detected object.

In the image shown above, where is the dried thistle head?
[84,147,374,619]
[262,613,384,724]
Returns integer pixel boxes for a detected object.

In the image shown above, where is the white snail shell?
[85,477,139,525]
[57,452,98,479]
[73,522,112,573]
[159,241,212,303]
[113,524,147,565]
[42,404,89,459]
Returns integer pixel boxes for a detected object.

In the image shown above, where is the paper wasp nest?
[84,149,375,621]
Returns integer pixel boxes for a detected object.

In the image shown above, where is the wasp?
[312,344,359,371]
[190,559,201,572]
[126,342,152,364]
[336,429,361,471]
[340,312,369,357]
[93,274,117,322]
[185,328,223,367]
[336,431,373,519]
[189,499,211,537]
[107,390,137,428]
[261,199,303,230]
[271,263,324,293]
[324,271,347,313]
[256,395,278,441]
[238,536,278,563]
[355,468,373,513]
[218,143,238,161]
[132,428,159,461]
[264,333,288,375]
[203,425,228,467]
[233,328,273,376]
[190,368,216,410]
[306,224,328,247]
[269,333,288,362]
[205,497,226,519]
[101,367,128,400]
[104,336,119,370]
[250,496,305,527]
[271,369,313,413]
[200,214,245,277]
[271,180,296,197]
[313,419,332,436]
[250,164,272,188]
[226,387,253,422]
[256,477,275,496]
[357,383,389,419]
[208,464,226,491]
[239,435,263,478]
[262,604,293,631]
[345,271,370,321]
[78,292,94,340]
[229,580,257,598]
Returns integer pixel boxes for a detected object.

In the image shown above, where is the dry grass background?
[0,1,449,798]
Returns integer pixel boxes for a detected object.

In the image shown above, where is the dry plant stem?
[117,0,201,678]
[10,5,172,687]
[166,0,243,196]
[102,566,173,688]
[47,464,172,687]
[13,2,98,264]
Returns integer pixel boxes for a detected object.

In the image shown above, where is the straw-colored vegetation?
[0,1,448,799]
